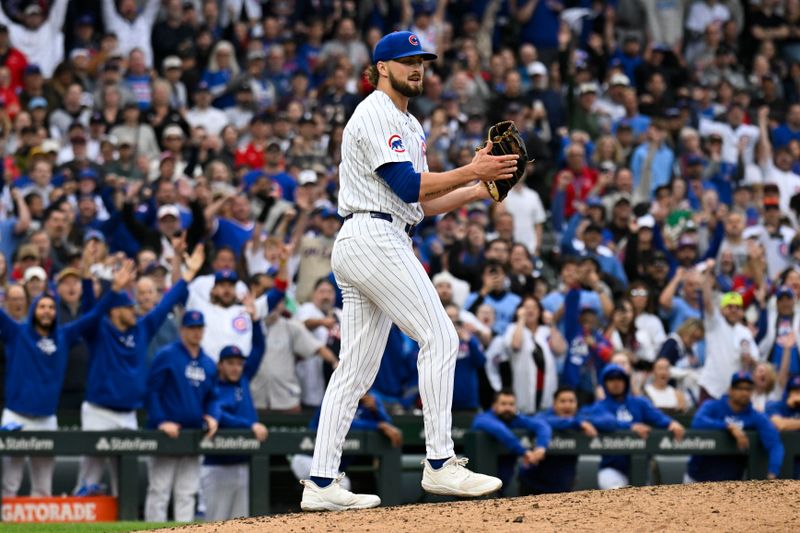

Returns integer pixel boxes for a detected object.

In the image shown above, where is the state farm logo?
[589,436,646,450]
[0,437,54,451]
[548,436,578,450]
[95,437,157,452]
[299,436,360,452]
[658,436,716,451]
[200,436,261,450]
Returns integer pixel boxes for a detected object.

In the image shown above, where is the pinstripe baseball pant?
[310,213,458,478]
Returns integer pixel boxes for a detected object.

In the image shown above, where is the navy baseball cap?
[78,168,99,181]
[219,345,245,360]
[110,291,135,309]
[776,286,795,300]
[731,371,754,387]
[182,310,205,327]
[787,375,800,392]
[373,31,437,63]
[214,269,238,284]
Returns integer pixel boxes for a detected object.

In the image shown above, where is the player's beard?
[388,70,423,98]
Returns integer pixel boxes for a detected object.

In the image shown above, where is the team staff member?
[530,387,616,494]
[144,310,221,523]
[767,375,800,479]
[686,371,784,483]
[471,390,552,496]
[0,262,134,498]
[304,30,518,511]
[74,245,206,496]
[588,364,685,489]
[200,333,268,521]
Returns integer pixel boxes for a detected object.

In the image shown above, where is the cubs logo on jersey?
[388,134,405,153]
[185,362,207,386]
[37,337,57,355]
[232,314,250,333]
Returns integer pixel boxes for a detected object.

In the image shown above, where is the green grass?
[0,522,182,532]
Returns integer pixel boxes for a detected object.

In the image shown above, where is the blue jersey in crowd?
[0,290,116,417]
[688,396,784,481]
[452,336,486,411]
[205,324,265,466]
[84,280,189,411]
[587,364,673,475]
[212,217,254,258]
[146,340,221,429]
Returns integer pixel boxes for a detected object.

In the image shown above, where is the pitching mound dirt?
[162,480,800,532]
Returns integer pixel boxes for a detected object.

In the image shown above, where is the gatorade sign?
[1,496,117,522]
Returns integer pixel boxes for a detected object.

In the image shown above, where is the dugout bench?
[465,430,800,486]
[0,428,401,520]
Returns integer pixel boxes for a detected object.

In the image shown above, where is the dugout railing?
[0,429,402,520]
[464,430,800,485]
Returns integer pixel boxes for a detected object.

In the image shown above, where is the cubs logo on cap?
[182,310,205,327]
[219,345,245,360]
[215,270,239,284]
[373,31,437,63]
[730,371,754,387]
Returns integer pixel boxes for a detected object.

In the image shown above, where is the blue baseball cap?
[28,96,47,110]
[219,345,245,360]
[83,229,106,244]
[182,310,205,327]
[110,291,135,309]
[787,375,800,392]
[776,286,795,300]
[78,168,99,181]
[373,31,437,63]
[214,269,238,284]
[731,371,754,387]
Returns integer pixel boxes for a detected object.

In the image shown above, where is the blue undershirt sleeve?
[376,162,421,203]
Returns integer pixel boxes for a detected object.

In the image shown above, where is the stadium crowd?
[0,0,800,521]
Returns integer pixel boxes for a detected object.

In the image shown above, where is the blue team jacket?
[452,336,486,411]
[471,410,552,495]
[146,341,221,429]
[84,280,189,411]
[766,387,800,479]
[204,324,265,466]
[471,410,552,455]
[587,364,673,474]
[521,407,619,493]
[0,290,116,417]
[688,396,784,480]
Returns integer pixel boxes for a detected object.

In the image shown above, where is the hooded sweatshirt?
[688,395,784,481]
[204,324,265,466]
[766,384,800,478]
[0,290,116,417]
[84,280,189,411]
[587,364,674,474]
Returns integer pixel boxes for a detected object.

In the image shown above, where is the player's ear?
[377,61,388,78]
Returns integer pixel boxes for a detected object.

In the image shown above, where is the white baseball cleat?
[300,474,381,511]
[421,457,503,497]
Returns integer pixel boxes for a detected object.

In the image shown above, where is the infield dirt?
[162,479,800,532]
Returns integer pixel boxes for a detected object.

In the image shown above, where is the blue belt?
[343,211,415,237]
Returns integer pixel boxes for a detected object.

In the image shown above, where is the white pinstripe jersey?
[337,90,427,226]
